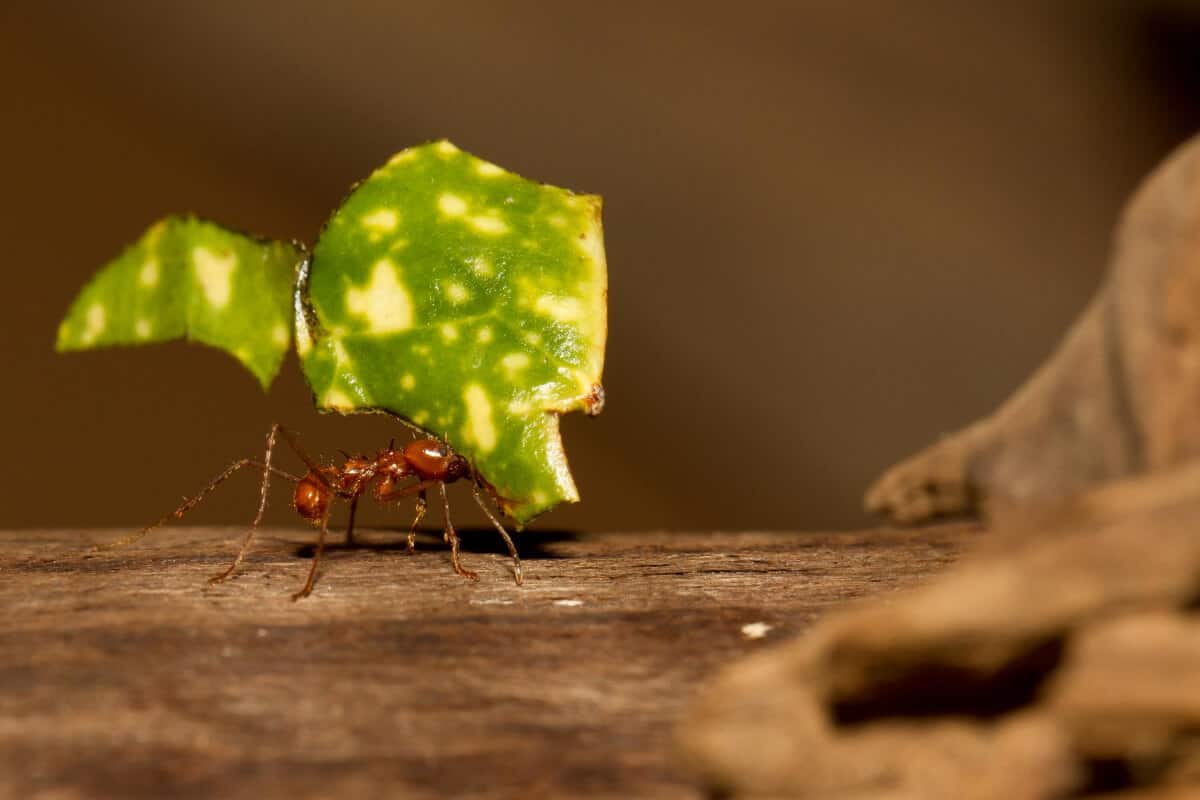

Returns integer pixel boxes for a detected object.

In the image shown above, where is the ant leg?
[292,509,332,601]
[208,424,287,585]
[374,478,438,553]
[344,494,361,547]
[273,424,327,477]
[438,482,478,581]
[406,490,428,555]
[95,458,300,551]
[470,483,523,585]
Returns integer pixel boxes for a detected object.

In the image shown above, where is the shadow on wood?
[292,528,582,560]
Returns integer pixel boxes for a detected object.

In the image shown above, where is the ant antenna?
[388,437,396,451]
[382,410,429,439]
[276,426,326,476]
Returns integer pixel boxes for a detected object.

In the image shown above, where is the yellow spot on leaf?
[272,324,289,346]
[135,318,151,339]
[440,323,459,342]
[401,373,416,390]
[81,303,106,344]
[388,149,418,166]
[332,340,352,369]
[323,389,354,410]
[524,332,542,346]
[193,246,238,309]
[548,214,567,228]
[445,282,469,304]
[475,160,504,177]
[542,423,579,502]
[413,410,430,425]
[576,214,606,271]
[438,193,468,217]
[501,352,531,376]
[470,257,494,277]
[476,326,493,343]
[535,294,584,322]
[435,140,460,156]
[469,214,508,235]
[362,208,399,233]
[345,259,414,333]
[463,384,497,453]
[139,258,159,287]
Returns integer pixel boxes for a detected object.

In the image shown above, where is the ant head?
[446,454,471,482]
[294,471,332,523]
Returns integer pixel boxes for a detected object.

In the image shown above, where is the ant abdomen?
[294,472,332,522]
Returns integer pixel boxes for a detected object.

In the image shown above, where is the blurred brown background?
[3,1,1199,533]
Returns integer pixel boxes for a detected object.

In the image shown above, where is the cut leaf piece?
[297,140,607,523]
[56,216,303,388]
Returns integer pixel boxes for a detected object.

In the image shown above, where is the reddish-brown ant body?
[98,423,522,600]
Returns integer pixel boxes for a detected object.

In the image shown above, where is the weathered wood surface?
[0,525,976,799]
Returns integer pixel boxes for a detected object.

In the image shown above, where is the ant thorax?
[337,456,374,491]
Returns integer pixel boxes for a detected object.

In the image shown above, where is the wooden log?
[0,526,974,799]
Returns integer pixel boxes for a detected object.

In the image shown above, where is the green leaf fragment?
[297,140,607,523]
[56,216,302,388]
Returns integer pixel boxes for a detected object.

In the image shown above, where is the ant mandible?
[96,423,522,600]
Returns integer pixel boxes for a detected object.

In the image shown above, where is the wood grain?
[0,525,976,799]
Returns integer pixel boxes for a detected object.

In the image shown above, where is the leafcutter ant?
[95,423,522,600]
